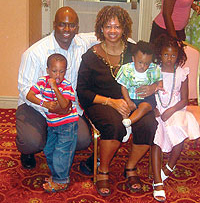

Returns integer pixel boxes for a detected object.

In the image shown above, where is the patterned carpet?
[0,103,200,203]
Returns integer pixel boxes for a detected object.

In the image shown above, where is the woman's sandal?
[124,167,142,192]
[43,179,68,193]
[96,170,111,197]
[153,182,166,202]
[161,163,176,182]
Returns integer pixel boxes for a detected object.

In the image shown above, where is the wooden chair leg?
[93,132,98,184]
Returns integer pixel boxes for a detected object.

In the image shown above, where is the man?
[16,6,98,170]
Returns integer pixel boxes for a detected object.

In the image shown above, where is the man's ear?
[53,21,56,30]
[132,56,135,62]
[75,25,79,34]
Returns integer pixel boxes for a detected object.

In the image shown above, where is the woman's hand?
[135,83,157,98]
[109,98,131,117]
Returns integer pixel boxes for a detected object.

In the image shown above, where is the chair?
[91,125,100,184]
[183,42,200,146]
[86,119,100,184]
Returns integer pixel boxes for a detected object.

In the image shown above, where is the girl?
[151,34,200,202]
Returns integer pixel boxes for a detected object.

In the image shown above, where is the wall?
[0,0,41,108]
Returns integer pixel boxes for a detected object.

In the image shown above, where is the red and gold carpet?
[0,105,200,203]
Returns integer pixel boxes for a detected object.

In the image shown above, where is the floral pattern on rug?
[0,107,200,203]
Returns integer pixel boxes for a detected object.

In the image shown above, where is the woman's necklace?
[103,41,125,78]
[157,65,176,108]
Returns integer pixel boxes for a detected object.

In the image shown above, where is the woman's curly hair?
[95,6,133,42]
[154,34,187,67]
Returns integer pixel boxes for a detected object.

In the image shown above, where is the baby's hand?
[48,78,57,90]
[127,100,136,111]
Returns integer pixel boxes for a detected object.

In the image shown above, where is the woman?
[150,0,200,43]
[186,0,200,51]
[77,6,158,197]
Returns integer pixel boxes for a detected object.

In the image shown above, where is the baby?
[116,41,162,142]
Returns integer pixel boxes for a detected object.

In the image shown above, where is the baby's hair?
[154,34,187,67]
[132,40,154,56]
[47,53,67,69]
[95,6,132,42]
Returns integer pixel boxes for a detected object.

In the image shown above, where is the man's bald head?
[54,6,79,50]
[55,6,79,25]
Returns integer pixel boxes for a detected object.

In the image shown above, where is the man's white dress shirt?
[18,31,98,116]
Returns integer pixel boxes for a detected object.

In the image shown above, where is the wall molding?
[138,0,153,41]
[0,96,18,109]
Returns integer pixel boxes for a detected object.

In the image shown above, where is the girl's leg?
[152,144,162,184]
[125,143,149,190]
[151,144,166,201]
[163,141,184,176]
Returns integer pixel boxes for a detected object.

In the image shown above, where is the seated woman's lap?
[86,104,126,141]
[86,105,157,145]
[131,111,158,145]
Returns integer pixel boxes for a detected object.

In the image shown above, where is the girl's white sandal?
[153,182,166,202]
[161,163,176,182]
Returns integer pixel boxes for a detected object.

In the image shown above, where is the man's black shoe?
[20,153,36,169]
[80,154,100,175]
[80,161,93,175]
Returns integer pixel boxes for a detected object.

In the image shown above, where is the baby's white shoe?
[122,118,132,128]
[122,126,132,142]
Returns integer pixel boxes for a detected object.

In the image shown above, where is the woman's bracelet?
[40,100,44,107]
[102,97,110,105]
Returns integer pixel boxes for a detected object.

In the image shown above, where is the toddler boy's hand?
[45,101,57,111]
[127,100,136,111]
[48,78,57,90]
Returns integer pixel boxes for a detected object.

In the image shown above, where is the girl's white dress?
[154,66,200,152]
